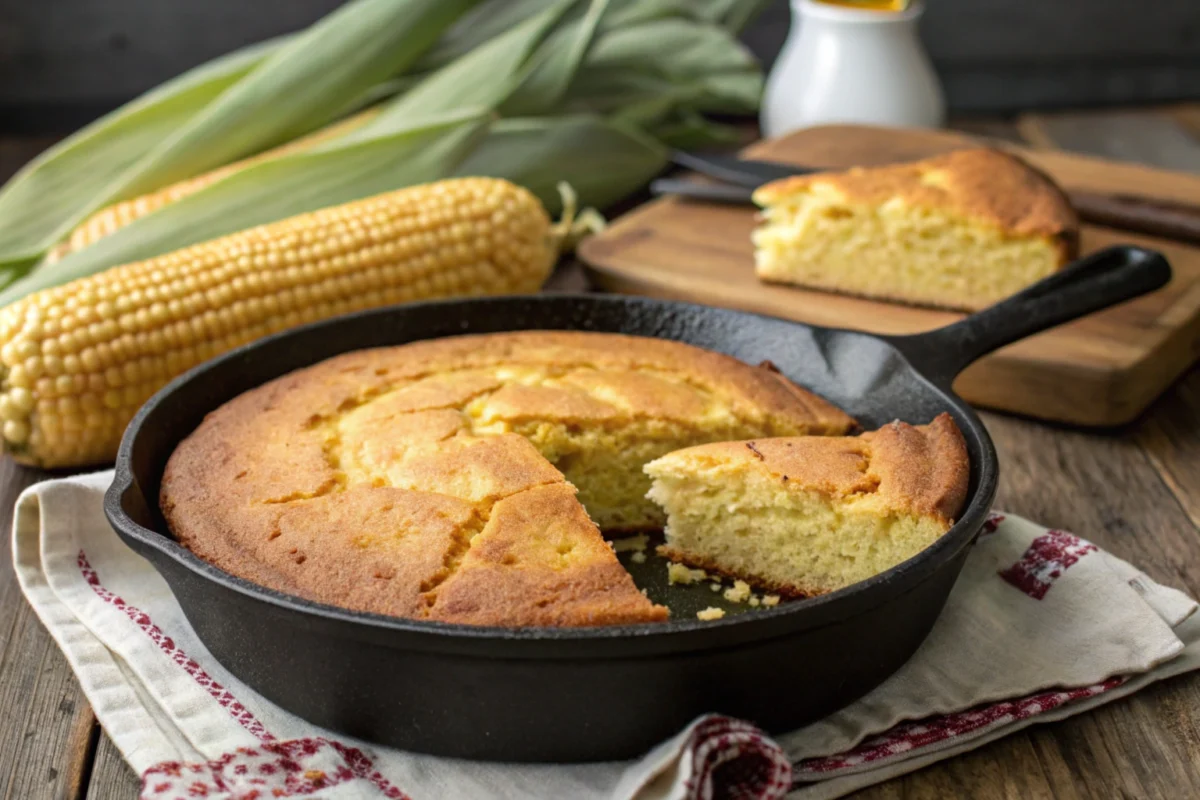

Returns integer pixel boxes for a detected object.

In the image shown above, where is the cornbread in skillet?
[645,413,968,597]
[752,148,1079,311]
[161,331,855,626]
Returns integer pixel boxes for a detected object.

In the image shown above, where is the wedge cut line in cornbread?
[752,148,1079,312]
[161,331,855,627]
[644,414,969,597]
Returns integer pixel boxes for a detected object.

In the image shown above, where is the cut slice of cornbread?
[645,414,969,597]
[752,149,1079,311]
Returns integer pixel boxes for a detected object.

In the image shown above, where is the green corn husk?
[586,18,760,85]
[0,0,477,279]
[563,17,763,135]
[647,110,747,150]
[0,38,283,279]
[416,0,561,70]
[601,0,773,32]
[420,0,770,72]
[341,0,575,145]
[500,0,611,117]
[454,114,667,215]
[113,0,477,197]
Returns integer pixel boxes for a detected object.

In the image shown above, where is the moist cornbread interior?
[644,414,968,596]
[161,331,855,627]
[752,148,1079,312]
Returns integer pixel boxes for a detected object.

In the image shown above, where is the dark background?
[1,0,1198,132]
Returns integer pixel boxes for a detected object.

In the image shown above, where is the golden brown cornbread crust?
[753,148,1079,257]
[656,413,968,523]
[161,331,855,627]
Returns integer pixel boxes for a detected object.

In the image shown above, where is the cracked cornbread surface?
[161,331,855,626]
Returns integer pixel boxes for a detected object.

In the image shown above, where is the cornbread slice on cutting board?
[752,148,1079,311]
[645,414,969,597]
[161,331,855,627]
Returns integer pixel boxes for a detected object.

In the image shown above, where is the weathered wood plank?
[1137,367,1200,532]
[86,733,141,800]
[0,459,100,800]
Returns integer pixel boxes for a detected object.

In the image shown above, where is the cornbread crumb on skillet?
[752,148,1079,311]
[161,331,855,627]
[645,414,969,597]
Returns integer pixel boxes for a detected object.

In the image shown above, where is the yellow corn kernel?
[0,177,558,467]
[47,108,380,262]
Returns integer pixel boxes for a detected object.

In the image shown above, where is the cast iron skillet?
[106,245,1169,763]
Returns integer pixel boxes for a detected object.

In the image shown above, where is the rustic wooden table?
[1,109,1198,799]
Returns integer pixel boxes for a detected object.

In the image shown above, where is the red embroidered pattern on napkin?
[999,529,1097,600]
[793,677,1125,778]
[78,550,411,800]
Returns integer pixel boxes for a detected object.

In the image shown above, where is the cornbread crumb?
[645,415,968,598]
[749,596,761,607]
[696,607,726,621]
[723,580,752,603]
[710,583,722,592]
[630,551,647,564]
[611,534,649,553]
[668,563,708,585]
[763,595,781,607]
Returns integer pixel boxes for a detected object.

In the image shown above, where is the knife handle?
[650,179,756,205]
[1069,191,1200,246]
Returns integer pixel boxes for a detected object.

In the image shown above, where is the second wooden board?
[579,125,1200,426]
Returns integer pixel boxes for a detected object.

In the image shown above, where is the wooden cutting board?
[578,125,1200,426]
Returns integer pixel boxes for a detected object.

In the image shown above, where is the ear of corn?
[0,110,492,309]
[42,1,572,270]
[0,177,568,468]
[2,1,567,308]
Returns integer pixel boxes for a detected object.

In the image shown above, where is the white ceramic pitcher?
[761,0,945,136]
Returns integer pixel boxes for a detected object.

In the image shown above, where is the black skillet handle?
[883,245,1172,390]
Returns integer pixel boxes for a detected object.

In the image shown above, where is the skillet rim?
[105,293,997,652]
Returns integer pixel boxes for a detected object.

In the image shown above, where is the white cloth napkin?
[14,471,1200,800]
